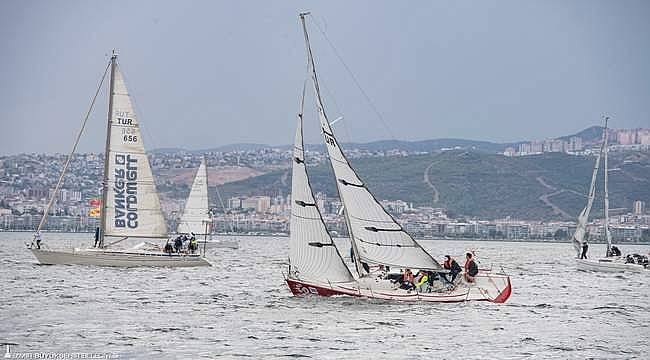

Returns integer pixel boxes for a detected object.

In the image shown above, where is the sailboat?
[285,13,512,303]
[28,52,210,267]
[176,156,238,249]
[573,117,648,273]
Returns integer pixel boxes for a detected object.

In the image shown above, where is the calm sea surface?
[1,232,649,359]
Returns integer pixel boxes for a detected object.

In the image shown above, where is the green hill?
[215,150,650,220]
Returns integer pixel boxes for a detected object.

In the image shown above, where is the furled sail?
[571,123,607,257]
[602,118,612,255]
[288,96,356,284]
[177,157,210,235]
[300,15,442,271]
[101,58,167,239]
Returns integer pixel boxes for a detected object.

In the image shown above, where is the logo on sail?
[114,154,138,229]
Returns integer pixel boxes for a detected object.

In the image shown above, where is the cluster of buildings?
[504,128,650,157]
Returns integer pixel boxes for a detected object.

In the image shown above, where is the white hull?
[30,248,211,267]
[287,272,512,303]
[576,258,648,273]
[197,239,239,249]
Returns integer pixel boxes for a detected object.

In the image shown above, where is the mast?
[299,12,441,271]
[299,12,365,277]
[100,50,118,248]
[603,116,612,256]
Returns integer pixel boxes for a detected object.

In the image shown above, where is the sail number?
[121,128,138,143]
[324,134,336,147]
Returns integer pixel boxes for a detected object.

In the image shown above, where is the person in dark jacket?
[580,241,588,259]
[464,253,479,283]
[440,255,462,285]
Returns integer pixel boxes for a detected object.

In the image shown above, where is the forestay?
[177,157,210,235]
[300,16,442,271]
[102,60,167,239]
[289,103,355,284]
[571,124,606,257]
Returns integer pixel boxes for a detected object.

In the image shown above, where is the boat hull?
[576,258,648,273]
[286,272,512,303]
[29,248,211,267]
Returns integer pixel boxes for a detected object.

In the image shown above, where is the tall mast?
[100,50,118,248]
[299,12,365,277]
[603,116,612,256]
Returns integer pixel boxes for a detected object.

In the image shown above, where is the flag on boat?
[89,208,101,217]
[89,198,101,207]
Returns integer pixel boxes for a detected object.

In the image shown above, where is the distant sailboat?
[28,52,210,267]
[176,156,238,249]
[574,117,648,273]
[285,13,511,303]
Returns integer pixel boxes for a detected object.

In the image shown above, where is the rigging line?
[309,15,397,141]
[37,61,111,233]
[213,182,235,233]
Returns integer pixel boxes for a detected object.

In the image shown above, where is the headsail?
[177,157,210,235]
[288,83,356,284]
[101,55,168,241]
[571,121,607,257]
[300,14,442,271]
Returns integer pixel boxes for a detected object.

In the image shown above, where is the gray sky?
[1,0,649,155]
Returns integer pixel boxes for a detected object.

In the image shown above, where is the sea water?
[1,232,648,359]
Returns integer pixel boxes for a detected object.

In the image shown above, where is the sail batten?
[300,15,442,271]
[101,59,168,240]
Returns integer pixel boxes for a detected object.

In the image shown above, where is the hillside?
[215,150,650,220]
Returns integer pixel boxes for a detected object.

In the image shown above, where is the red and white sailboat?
[285,13,512,303]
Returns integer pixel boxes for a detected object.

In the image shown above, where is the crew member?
[440,255,462,285]
[581,241,588,259]
[464,252,478,283]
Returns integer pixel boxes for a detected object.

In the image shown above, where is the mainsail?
[300,14,442,271]
[101,55,167,242]
[571,121,607,257]
[177,157,210,235]
[288,87,356,284]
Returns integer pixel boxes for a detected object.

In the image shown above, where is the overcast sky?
[1,0,649,155]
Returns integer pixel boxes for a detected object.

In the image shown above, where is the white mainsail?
[101,60,167,240]
[300,16,442,271]
[177,157,210,235]
[571,122,607,257]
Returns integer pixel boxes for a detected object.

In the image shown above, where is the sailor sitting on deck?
[164,241,174,254]
[414,270,429,293]
[399,268,415,290]
[174,236,183,253]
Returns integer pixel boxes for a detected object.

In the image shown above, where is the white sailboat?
[176,157,238,249]
[574,117,648,273]
[28,52,210,267]
[285,13,512,303]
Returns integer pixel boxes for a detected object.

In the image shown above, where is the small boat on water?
[571,117,648,273]
[285,13,511,303]
[176,156,239,250]
[28,51,210,267]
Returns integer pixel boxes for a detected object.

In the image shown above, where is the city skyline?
[2,1,650,155]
